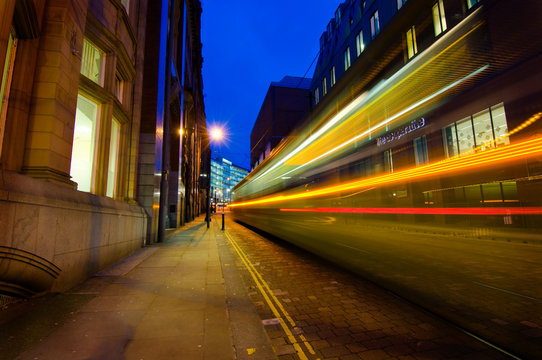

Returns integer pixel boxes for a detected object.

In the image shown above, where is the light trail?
[252,11,485,184]
[230,136,542,208]
[279,207,542,215]
[272,64,489,182]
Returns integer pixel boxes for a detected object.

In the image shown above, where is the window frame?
[370,10,380,39]
[406,26,418,59]
[355,30,364,57]
[344,47,351,71]
[432,0,447,37]
[81,38,106,86]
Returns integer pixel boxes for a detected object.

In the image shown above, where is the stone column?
[22,0,88,187]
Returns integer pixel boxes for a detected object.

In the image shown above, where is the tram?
[232,1,542,358]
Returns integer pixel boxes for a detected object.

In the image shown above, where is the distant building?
[211,157,248,203]
[250,76,311,170]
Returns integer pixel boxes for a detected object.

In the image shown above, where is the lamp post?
[207,125,226,227]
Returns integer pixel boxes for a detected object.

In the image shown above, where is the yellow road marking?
[224,230,318,359]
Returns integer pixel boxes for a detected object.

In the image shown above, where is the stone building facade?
[0,0,149,298]
[138,0,209,243]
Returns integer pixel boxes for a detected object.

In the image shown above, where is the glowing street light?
[210,127,223,142]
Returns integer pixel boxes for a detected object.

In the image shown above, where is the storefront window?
[442,103,509,157]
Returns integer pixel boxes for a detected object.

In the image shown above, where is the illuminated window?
[71,94,99,192]
[81,39,105,85]
[466,0,481,10]
[344,47,351,71]
[432,0,447,36]
[355,30,365,57]
[330,66,336,87]
[414,136,429,166]
[406,26,418,59]
[370,11,380,39]
[106,118,120,198]
[1,30,17,157]
[397,0,407,10]
[322,77,327,96]
[443,103,509,157]
[314,88,320,104]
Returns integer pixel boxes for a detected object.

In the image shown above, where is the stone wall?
[0,170,147,296]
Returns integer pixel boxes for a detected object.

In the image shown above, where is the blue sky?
[201,1,342,170]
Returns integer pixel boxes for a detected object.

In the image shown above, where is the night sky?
[201,1,342,170]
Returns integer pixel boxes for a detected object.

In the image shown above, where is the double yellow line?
[224,230,318,360]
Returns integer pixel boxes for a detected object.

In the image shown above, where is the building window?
[466,0,481,10]
[370,11,380,39]
[81,38,105,86]
[414,136,429,166]
[320,33,327,49]
[0,30,17,157]
[330,66,336,87]
[397,0,407,10]
[335,7,342,25]
[322,77,328,96]
[443,103,509,157]
[344,47,351,71]
[432,0,447,36]
[384,149,393,173]
[355,30,365,57]
[406,26,418,59]
[106,118,120,197]
[314,88,320,105]
[71,94,99,192]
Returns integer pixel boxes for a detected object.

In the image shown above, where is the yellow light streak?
[230,136,542,208]
[260,16,487,184]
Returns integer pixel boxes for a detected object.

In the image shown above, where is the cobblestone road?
[220,214,511,360]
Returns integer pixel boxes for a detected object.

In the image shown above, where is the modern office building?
[211,157,248,203]
[250,76,312,170]
[235,1,542,357]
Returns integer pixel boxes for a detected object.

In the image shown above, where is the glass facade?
[210,157,248,203]
[443,103,509,157]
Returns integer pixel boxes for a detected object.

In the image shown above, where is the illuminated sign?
[377,118,425,146]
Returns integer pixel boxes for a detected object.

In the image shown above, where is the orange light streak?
[230,137,542,208]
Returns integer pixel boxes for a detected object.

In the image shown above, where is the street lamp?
[210,126,224,142]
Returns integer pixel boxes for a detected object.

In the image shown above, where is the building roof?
[271,76,312,89]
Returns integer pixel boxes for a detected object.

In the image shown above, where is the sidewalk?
[1,215,275,360]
